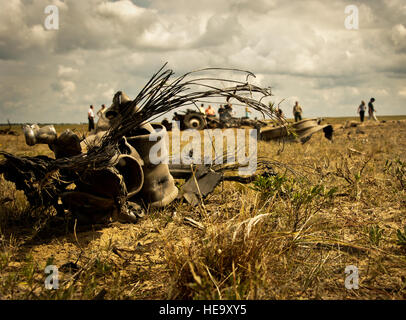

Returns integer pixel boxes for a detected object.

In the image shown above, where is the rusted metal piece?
[260,118,333,143]
[171,163,275,206]
[23,124,57,146]
[126,124,178,207]
[176,165,223,206]
[0,121,19,136]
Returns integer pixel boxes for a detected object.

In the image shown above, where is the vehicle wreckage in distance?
[161,108,268,131]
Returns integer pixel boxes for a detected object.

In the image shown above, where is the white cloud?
[399,88,406,97]
[97,0,149,19]
[56,80,76,98]
[58,65,78,77]
[391,24,406,52]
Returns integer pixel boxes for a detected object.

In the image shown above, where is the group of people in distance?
[199,103,227,117]
[87,104,106,132]
[199,103,235,122]
[201,104,215,117]
[198,102,304,123]
[277,98,379,124]
[272,101,304,123]
[358,98,378,122]
[87,98,376,132]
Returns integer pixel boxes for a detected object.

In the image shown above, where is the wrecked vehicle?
[162,108,268,131]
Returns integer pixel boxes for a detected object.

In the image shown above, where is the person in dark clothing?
[276,107,284,118]
[358,100,366,122]
[88,105,95,131]
[368,98,378,121]
[218,105,225,122]
[293,101,303,122]
[223,104,233,121]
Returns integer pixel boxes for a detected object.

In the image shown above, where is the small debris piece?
[355,128,365,134]
[183,217,205,230]
[0,121,19,136]
[93,288,108,300]
[60,262,80,273]
[177,165,223,206]
[0,197,12,204]
[260,118,333,142]
[348,147,366,155]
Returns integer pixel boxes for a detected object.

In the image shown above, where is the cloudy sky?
[0,0,405,123]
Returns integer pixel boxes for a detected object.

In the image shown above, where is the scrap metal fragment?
[183,217,205,230]
[176,165,223,206]
[260,118,333,143]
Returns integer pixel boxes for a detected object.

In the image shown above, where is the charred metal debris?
[0,64,333,224]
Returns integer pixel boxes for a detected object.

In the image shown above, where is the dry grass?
[0,117,406,300]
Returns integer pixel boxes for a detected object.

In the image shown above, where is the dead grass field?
[0,116,406,300]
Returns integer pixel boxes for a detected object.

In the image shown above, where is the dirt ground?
[0,116,405,300]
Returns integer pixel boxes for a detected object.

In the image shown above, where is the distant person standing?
[199,103,205,114]
[368,98,378,121]
[218,105,225,122]
[358,100,366,122]
[224,104,233,119]
[276,107,284,119]
[293,101,303,122]
[205,105,215,117]
[88,105,95,132]
[245,106,252,118]
[97,104,106,118]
